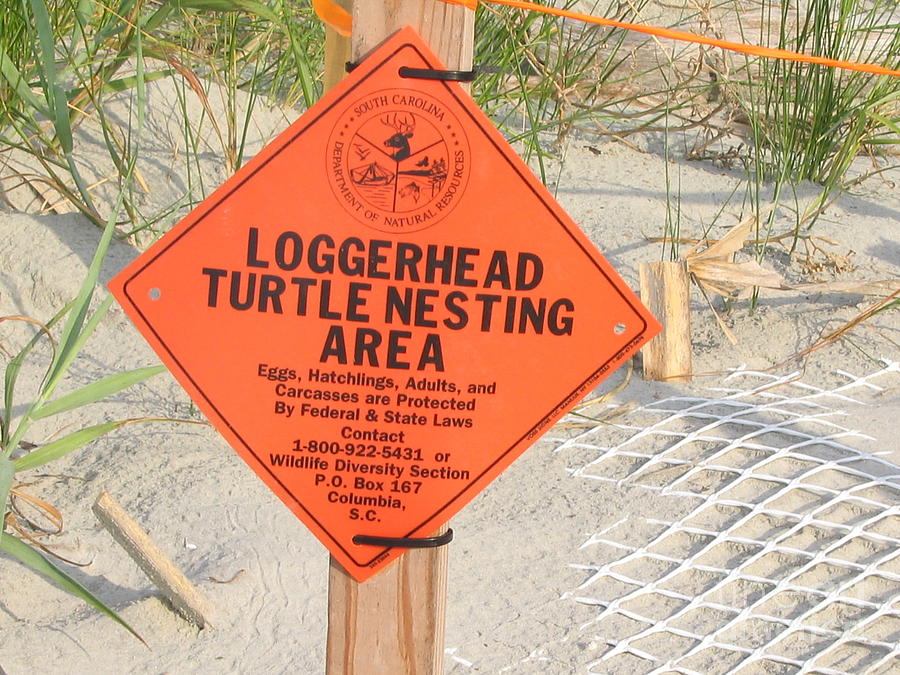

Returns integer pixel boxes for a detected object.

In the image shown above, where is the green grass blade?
[144,3,176,32]
[68,69,173,99]
[43,290,115,404]
[278,0,319,106]
[0,533,145,643]
[74,0,92,26]
[29,0,103,218]
[52,293,114,384]
[93,0,136,43]
[43,154,132,388]
[0,45,46,112]
[0,456,13,543]
[3,306,69,450]
[29,0,74,155]
[13,417,205,472]
[31,366,165,420]
[171,0,280,23]
[13,420,129,472]
[869,111,900,136]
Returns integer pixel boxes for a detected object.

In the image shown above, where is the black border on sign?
[122,40,650,571]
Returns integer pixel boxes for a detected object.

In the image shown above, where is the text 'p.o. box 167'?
[110,27,661,582]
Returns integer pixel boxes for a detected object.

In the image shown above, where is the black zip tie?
[398,66,477,82]
[344,61,479,82]
[353,528,454,549]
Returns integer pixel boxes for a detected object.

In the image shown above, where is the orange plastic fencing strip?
[312,0,352,37]
[312,0,477,35]
[442,0,900,78]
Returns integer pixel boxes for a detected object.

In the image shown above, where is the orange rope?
[441,0,900,78]
[311,0,900,78]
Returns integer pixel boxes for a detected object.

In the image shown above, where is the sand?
[1,56,898,674]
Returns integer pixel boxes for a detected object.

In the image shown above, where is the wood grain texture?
[93,491,214,628]
[351,0,474,71]
[326,526,449,674]
[323,0,353,92]
[639,260,692,381]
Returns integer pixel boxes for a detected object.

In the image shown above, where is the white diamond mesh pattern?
[552,361,900,674]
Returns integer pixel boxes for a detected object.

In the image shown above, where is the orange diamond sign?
[110,27,661,581]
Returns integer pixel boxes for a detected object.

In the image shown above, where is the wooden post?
[325,525,450,674]
[351,1,474,73]
[325,3,473,673]
[323,0,352,93]
[639,260,692,381]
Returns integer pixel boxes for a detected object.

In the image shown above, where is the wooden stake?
[323,0,352,93]
[639,260,692,381]
[93,491,215,628]
[325,4,473,673]
[351,0,474,83]
[325,525,449,674]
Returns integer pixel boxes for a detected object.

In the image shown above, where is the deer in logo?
[381,112,415,161]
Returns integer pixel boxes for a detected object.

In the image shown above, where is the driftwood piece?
[93,491,214,628]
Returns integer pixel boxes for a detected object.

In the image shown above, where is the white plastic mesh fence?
[552,360,900,674]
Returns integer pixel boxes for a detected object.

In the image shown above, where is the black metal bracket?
[353,528,454,549]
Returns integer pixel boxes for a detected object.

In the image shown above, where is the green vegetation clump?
[736,0,899,186]
[0,0,324,229]
[1,212,166,641]
[727,0,899,253]
[1,0,896,234]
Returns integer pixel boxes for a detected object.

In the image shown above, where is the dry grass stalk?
[683,219,899,299]
[775,290,899,370]
[557,359,637,428]
[672,219,900,345]
[684,217,784,298]
[3,483,90,567]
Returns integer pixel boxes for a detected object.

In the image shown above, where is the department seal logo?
[328,89,470,233]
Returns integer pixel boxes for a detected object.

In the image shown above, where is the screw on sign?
[109,27,661,582]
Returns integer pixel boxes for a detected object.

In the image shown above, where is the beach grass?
[1,1,896,235]
[727,0,899,270]
[472,0,658,181]
[1,195,164,641]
